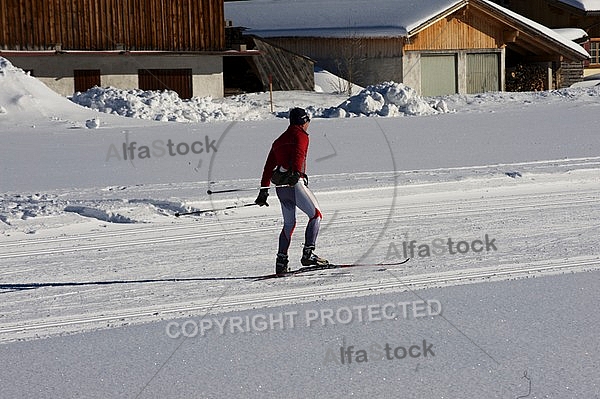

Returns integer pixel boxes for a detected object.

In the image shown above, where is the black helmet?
[289,107,310,125]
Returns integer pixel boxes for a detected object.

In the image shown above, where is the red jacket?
[261,124,309,187]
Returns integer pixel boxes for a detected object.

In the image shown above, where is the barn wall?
[404,7,503,51]
[0,0,224,51]
[6,54,224,97]
[267,37,405,86]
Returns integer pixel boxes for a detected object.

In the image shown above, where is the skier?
[255,107,328,274]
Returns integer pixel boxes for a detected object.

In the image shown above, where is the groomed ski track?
[0,162,599,343]
[0,257,596,342]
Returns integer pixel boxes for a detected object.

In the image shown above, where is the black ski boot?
[301,245,329,266]
[276,253,289,274]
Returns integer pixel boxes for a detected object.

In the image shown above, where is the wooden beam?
[524,55,563,63]
[503,30,519,43]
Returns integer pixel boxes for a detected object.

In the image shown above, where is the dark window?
[590,41,600,66]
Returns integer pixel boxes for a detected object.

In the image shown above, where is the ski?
[254,258,410,280]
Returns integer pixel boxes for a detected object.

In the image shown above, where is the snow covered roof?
[553,28,589,42]
[557,0,600,11]
[480,1,589,59]
[225,0,589,59]
[225,0,463,38]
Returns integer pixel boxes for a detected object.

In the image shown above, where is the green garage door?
[467,53,500,94]
[421,54,457,97]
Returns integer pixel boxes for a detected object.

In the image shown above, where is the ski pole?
[207,187,267,195]
[175,203,258,217]
[174,202,258,217]
[207,185,287,195]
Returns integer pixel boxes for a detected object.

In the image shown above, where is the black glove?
[255,188,269,207]
[287,171,301,186]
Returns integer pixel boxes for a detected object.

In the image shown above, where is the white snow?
[225,0,443,37]
[571,73,600,87]
[1,56,600,398]
[553,27,589,41]
[69,81,444,121]
[314,66,364,94]
[557,0,600,11]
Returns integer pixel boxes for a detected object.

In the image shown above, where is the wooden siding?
[0,0,224,51]
[557,60,584,87]
[467,53,500,92]
[74,69,101,92]
[251,37,314,91]
[405,8,502,51]
[266,37,405,60]
[139,69,193,99]
[421,54,458,96]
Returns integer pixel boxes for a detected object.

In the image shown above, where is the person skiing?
[255,107,328,274]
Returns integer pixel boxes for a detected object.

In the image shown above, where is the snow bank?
[0,57,17,75]
[70,80,445,122]
[70,87,236,123]
[321,81,446,118]
[0,57,96,121]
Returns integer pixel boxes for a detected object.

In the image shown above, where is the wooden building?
[0,0,227,98]
[224,29,314,95]
[226,0,590,95]
[489,0,600,78]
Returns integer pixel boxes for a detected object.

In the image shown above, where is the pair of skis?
[254,258,410,280]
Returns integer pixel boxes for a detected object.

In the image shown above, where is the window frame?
[589,40,600,67]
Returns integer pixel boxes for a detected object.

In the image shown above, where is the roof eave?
[407,0,467,37]
[474,0,589,61]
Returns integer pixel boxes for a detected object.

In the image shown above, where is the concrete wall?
[402,52,421,92]
[4,53,224,98]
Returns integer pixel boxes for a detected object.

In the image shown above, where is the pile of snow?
[0,57,97,122]
[314,67,364,94]
[321,81,447,117]
[70,81,446,123]
[571,73,600,88]
[70,87,237,123]
[0,57,16,74]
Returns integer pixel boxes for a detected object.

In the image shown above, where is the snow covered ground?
[1,57,600,398]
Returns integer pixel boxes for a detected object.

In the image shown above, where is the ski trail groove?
[0,256,597,342]
[1,192,597,259]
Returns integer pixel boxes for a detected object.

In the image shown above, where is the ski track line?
[0,257,597,341]
[1,194,598,259]
[1,185,597,250]
[1,184,596,243]
[1,189,597,246]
